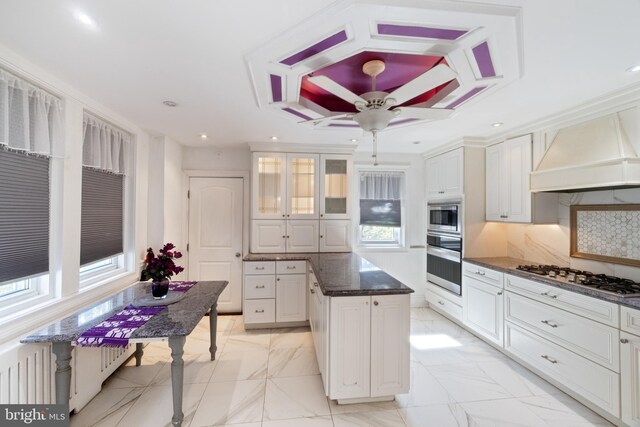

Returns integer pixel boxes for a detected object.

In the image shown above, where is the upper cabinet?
[320,154,351,219]
[426,148,463,200]
[252,152,319,220]
[486,134,558,224]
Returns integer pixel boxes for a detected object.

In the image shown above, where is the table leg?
[51,342,72,406]
[135,342,144,367]
[209,303,218,361]
[168,336,186,427]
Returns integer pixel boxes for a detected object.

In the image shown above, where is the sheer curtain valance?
[83,114,131,175]
[0,68,63,156]
[359,171,403,200]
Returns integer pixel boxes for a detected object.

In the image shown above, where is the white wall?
[182,146,251,172]
[352,151,426,305]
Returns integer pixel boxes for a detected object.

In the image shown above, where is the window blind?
[0,148,49,283]
[359,171,403,227]
[80,167,124,265]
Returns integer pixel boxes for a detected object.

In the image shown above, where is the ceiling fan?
[304,60,458,132]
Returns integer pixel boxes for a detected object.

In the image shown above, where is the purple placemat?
[75,281,199,347]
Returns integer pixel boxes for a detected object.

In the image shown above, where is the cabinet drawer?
[505,322,620,417]
[505,291,619,371]
[243,261,275,275]
[621,306,640,336]
[244,275,276,299]
[425,287,462,322]
[505,274,619,327]
[276,260,306,274]
[243,299,276,324]
[462,262,503,287]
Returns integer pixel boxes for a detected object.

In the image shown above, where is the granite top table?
[464,256,640,310]
[244,252,414,296]
[21,280,228,427]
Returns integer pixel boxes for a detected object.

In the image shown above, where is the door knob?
[235,252,241,258]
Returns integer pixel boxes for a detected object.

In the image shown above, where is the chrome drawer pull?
[540,291,558,299]
[255,267,265,270]
[310,289,315,294]
[287,266,296,269]
[541,355,558,364]
[621,338,630,344]
[541,320,558,328]
[497,291,503,295]
[438,300,445,305]
[255,309,265,313]
[255,285,265,289]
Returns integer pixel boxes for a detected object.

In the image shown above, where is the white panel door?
[621,331,640,426]
[275,274,307,322]
[188,177,243,313]
[370,294,410,397]
[441,148,463,196]
[485,143,504,221]
[286,220,319,253]
[329,296,371,400]
[463,276,504,346]
[286,153,319,219]
[319,220,352,252]
[251,220,286,253]
[505,134,532,223]
[425,156,442,199]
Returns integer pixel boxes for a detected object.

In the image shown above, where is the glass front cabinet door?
[286,153,319,219]
[252,152,287,219]
[320,154,351,219]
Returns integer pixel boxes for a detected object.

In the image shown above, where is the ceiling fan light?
[353,109,396,132]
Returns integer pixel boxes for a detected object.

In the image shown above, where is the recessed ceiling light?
[350,139,358,143]
[271,136,278,141]
[200,134,208,139]
[162,100,178,107]
[492,122,503,127]
[413,141,421,145]
[74,10,98,30]
[627,65,640,73]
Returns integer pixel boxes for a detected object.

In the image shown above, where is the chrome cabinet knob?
[235,252,241,257]
[621,338,630,344]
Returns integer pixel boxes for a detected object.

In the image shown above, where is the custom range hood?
[530,113,640,192]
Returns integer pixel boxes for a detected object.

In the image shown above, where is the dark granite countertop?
[21,281,228,343]
[244,253,414,297]
[464,257,640,310]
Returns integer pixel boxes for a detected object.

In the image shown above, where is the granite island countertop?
[22,281,228,343]
[464,257,640,310]
[244,252,414,297]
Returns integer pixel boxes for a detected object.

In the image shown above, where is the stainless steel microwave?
[427,202,461,235]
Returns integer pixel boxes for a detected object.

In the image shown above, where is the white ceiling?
[0,0,639,153]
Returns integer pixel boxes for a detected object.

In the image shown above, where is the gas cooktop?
[516,264,640,297]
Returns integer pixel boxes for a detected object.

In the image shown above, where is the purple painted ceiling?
[377,23,467,41]
[301,51,452,112]
[280,30,348,66]
[472,42,496,78]
[270,74,282,102]
[282,107,312,121]
[446,86,487,109]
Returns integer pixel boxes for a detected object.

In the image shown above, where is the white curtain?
[0,68,63,156]
[83,114,131,175]
[359,171,403,200]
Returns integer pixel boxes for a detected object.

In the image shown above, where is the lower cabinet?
[319,220,352,252]
[243,260,308,328]
[463,275,504,347]
[327,294,410,401]
[425,282,462,322]
[621,331,640,426]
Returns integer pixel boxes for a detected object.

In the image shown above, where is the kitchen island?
[244,252,414,404]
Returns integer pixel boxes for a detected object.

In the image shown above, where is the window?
[0,68,62,305]
[358,171,404,247]
[80,114,131,287]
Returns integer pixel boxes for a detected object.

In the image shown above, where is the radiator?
[0,341,134,412]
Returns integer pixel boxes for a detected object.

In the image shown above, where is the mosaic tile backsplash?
[576,209,640,260]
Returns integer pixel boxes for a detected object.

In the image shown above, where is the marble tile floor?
[70,308,614,427]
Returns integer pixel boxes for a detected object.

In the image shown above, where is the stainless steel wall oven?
[427,201,462,295]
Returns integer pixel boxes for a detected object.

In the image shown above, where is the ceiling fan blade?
[307,75,367,105]
[300,113,353,125]
[394,107,454,120]
[384,64,457,106]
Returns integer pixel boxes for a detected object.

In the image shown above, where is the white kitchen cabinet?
[621,331,640,426]
[319,219,352,252]
[485,134,557,223]
[276,273,307,322]
[308,267,329,391]
[328,293,410,402]
[320,154,351,219]
[252,152,319,220]
[425,282,462,323]
[251,219,318,253]
[243,260,308,328]
[425,148,463,200]
[463,274,504,347]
